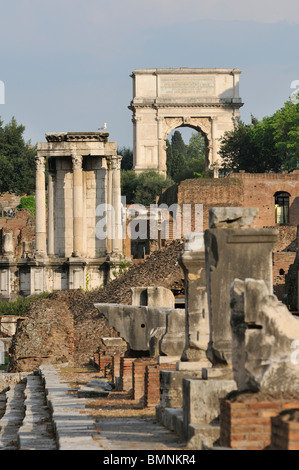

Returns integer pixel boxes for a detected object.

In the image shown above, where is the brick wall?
[177,177,244,231]
[93,351,112,377]
[145,363,177,408]
[0,209,35,258]
[239,171,299,228]
[145,365,161,407]
[220,392,299,450]
[159,170,299,231]
[120,357,136,392]
[271,409,299,450]
[0,193,22,210]
[112,355,122,383]
[273,251,297,300]
[133,359,157,404]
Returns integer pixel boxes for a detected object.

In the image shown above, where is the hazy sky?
[0,0,298,147]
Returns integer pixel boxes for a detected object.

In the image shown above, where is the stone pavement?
[0,364,186,451]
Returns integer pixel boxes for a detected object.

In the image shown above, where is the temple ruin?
[0,131,124,298]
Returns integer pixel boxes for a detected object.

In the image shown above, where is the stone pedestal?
[205,208,278,366]
[179,233,209,363]
[183,377,236,445]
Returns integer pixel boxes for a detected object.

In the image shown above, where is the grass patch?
[0,292,51,317]
[17,195,36,216]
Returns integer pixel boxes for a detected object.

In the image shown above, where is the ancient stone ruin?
[231,278,299,393]
[2,67,299,451]
[0,131,124,299]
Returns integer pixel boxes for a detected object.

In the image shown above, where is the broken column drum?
[231,278,299,393]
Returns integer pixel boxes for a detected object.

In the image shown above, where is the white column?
[111,155,123,254]
[47,171,55,256]
[106,157,113,254]
[35,155,47,257]
[72,154,83,257]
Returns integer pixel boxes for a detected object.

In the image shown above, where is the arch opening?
[165,124,211,183]
[274,191,290,225]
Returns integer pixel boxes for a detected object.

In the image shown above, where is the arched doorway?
[129,68,243,177]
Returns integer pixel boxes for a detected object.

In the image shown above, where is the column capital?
[35,155,46,172]
[107,155,121,171]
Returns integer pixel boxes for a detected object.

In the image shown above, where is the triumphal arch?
[129,68,243,176]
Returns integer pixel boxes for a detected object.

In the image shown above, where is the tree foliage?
[0,116,36,195]
[166,129,207,182]
[121,169,173,206]
[118,146,133,171]
[219,96,299,173]
[121,129,209,205]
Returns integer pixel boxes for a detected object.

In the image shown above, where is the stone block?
[182,378,236,437]
[94,303,172,352]
[231,278,299,393]
[205,225,278,366]
[160,370,203,409]
[209,206,258,228]
[131,286,175,308]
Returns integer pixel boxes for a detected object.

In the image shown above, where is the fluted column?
[47,171,55,257]
[35,155,47,257]
[111,155,123,254]
[106,157,113,254]
[72,154,83,257]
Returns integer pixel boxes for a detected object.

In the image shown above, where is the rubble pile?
[8,241,184,371]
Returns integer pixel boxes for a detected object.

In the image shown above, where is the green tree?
[167,129,210,181]
[118,146,133,171]
[134,170,173,206]
[121,170,173,206]
[271,98,299,170]
[0,116,36,194]
[121,169,138,204]
[166,130,187,182]
[219,97,299,173]
[184,132,207,178]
